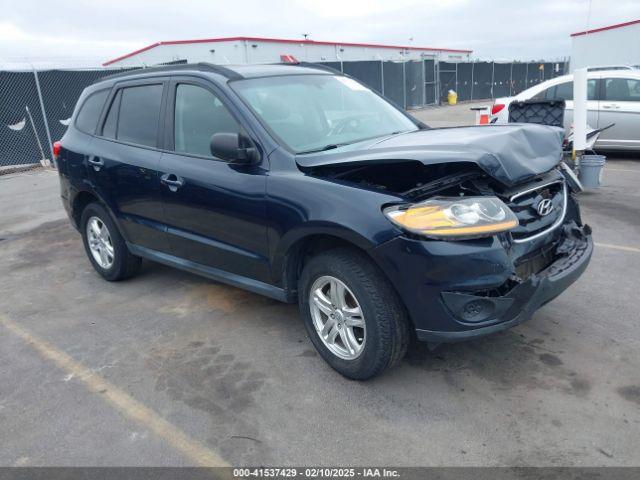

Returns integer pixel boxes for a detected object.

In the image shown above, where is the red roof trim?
[571,18,640,37]
[103,36,472,66]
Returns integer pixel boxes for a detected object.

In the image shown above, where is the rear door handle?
[160,173,185,192]
[88,156,104,171]
[602,104,620,109]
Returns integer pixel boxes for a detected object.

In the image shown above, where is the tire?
[80,202,141,281]
[298,247,410,380]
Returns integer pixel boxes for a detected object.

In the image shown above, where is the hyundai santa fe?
[55,63,592,380]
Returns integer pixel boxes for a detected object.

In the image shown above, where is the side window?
[174,84,240,157]
[532,80,597,101]
[75,89,109,134]
[554,82,572,100]
[532,86,555,100]
[116,84,163,147]
[101,90,121,139]
[587,79,597,100]
[604,78,640,101]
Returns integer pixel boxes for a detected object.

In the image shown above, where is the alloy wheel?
[86,216,115,269]
[309,275,366,360]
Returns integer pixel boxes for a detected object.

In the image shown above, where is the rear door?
[597,76,640,150]
[89,79,170,252]
[158,77,270,282]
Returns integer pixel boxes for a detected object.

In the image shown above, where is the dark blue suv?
[56,63,592,379]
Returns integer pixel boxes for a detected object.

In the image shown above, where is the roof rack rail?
[98,62,244,82]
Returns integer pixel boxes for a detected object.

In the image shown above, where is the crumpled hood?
[296,124,565,187]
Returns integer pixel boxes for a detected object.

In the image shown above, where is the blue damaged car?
[55,63,592,379]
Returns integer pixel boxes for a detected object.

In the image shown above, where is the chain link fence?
[0,67,134,168]
[320,59,567,107]
[0,60,567,167]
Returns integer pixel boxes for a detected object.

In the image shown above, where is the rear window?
[116,84,163,147]
[75,90,109,134]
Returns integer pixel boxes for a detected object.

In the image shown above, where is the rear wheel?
[298,248,410,380]
[80,203,141,281]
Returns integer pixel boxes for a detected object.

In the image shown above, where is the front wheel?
[298,248,410,380]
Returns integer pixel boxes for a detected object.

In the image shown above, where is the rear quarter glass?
[75,89,110,134]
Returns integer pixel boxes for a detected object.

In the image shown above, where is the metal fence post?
[455,62,458,98]
[421,58,426,107]
[509,62,513,96]
[435,60,441,105]
[525,62,529,89]
[32,67,55,166]
[402,60,407,109]
[25,105,46,163]
[470,62,475,100]
[490,61,495,99]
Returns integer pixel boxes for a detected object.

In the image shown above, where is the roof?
[103,36,472,66]
[95,62,337,85]
[571,18,640,37]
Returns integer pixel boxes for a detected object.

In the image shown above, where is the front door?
[159,78,270,283]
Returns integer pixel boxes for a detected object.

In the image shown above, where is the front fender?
[270,221,380,286]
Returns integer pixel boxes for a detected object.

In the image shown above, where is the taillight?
[491,103,505,115]
[53,141,61,159]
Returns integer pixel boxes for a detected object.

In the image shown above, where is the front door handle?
[601,104,620,109]
[160,173,185,192]
[88,156,104,171]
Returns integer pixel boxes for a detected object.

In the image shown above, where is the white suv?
[489,69,640,151]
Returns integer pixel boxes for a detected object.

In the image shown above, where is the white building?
[571,19,640,71]
[103,36,472,67]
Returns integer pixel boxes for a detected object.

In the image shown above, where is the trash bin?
[448,90,457,106]
[578,154,606,189]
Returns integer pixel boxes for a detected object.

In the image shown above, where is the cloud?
[1,0,639,66]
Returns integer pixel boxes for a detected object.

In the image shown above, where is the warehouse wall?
[106,40,471,67]
[571,23,640,71]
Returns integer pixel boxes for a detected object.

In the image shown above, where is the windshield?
[231,74,418,153]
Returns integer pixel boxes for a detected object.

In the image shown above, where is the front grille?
[515,243,556,278]
[507,180,566,242]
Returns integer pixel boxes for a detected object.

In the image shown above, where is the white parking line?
[0,313,230,467]
[595,242,640,254]
[605,168,640,174]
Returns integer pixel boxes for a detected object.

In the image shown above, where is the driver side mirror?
[210,132,259,164]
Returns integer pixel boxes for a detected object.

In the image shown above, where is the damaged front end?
[297,124,592,342]
[439,222,592,334]
[361,165,593,341]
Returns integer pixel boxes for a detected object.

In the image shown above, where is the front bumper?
[371,222,593,343]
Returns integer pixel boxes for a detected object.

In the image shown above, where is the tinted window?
[117,84,163,147]
[531,80,597,101]
[554,82,572,100]
[532,86,554,100]
[75,90,109,134]
[174,84,239,157]
[604,78,640,101]
[102,90,121,139]
[587,79,597,100]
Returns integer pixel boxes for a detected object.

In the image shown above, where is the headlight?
[383,196,519,239]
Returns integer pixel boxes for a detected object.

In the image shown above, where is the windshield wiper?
[297,144,341,154]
